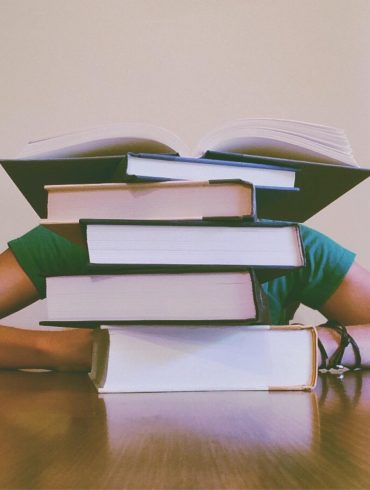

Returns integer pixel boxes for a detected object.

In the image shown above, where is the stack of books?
[39,179,316,393]
[3,118,369,393]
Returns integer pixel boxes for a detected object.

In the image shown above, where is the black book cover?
[1,155,126,218]
[204,150,370,222]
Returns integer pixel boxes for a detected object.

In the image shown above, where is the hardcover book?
[42,268,268,325]
[125,153,298,190]
[89,324,318,393]
[81,219,305,270]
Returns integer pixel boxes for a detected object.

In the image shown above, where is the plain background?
[0,0,369,328]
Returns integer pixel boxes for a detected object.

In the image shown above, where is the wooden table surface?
[0,369,369,489]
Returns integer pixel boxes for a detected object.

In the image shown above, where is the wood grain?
[0,370,369,489]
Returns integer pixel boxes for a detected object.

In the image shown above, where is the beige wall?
[1,0,369,327]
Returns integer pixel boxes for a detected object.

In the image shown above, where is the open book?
[16,118,357,166]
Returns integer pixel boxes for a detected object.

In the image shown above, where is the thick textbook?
[42,268,268,325]
[206,151,370,222]
[15,119,357,165]
[81,219,305,269]
[89,324,318,393]
[40,179,256,244]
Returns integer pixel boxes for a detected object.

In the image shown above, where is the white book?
[43,269,267,324]
[125,153,297,189]
[16,118,356,166]
[89,324,318,393]
[44,180,255,221]
[82,220,305,268]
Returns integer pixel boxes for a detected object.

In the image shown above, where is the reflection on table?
[0,369,369,489]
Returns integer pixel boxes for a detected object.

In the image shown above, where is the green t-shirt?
[262,225,355,323]
[8,224,356,325]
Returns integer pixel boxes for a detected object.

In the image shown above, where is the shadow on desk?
[0,370,369,489]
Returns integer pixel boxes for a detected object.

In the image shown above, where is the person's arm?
[318,261,370,368]
[0,248,93,371]
[0,325,93,371]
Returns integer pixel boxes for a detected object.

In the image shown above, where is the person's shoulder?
[298,224,349,253]
[299,223,328,241]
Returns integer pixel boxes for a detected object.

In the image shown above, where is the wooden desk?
[0,370,369,489]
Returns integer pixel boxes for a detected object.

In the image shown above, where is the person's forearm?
[0,325,93,371]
